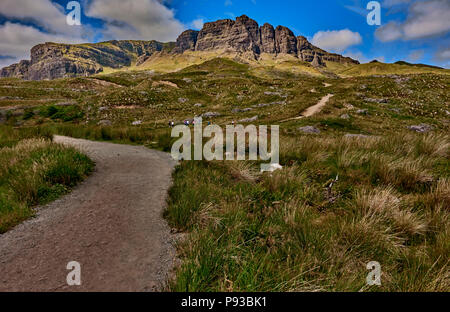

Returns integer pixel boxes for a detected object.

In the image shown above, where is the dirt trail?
[282,94,334,122]
[0,136,176,292]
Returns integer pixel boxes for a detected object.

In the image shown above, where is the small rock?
[365,98,388,104]
[340,114,350,119]
[178,97,188,103]
[407,124,433,133]
[99,106,108,111]
[261,163,283,173]
[182,78,192,83]
[132,120,142,126]
[201,112,221,118]
[98,120,112,126]
[193,103,202,107]
[356,109,368,115]
[232,107,253,113]
[344,134,371,139]
[238,115,258,123]
[298,126,320,134]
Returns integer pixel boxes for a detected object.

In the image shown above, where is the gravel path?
[281,94,334,122]
[0,136,177,292]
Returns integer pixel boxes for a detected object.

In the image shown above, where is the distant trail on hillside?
[0,136,176,291]
[282,93,334,122]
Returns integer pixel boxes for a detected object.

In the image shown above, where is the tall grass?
[0,126,93,233]
[166,132,449,291]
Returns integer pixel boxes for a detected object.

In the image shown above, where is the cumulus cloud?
[0,0,89,67]
[376,0,450,42]
[0,22,84,67]
[434,47,450,61]
[0,0,187,68]
[85,0,184,41]
[190,19,204,30]
[311,29,362,52]
[433,46,450,68]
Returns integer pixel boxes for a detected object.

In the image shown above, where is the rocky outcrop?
[1,40,169,80]
[194,15,261,54]
[175,15,358,66]
[274,26,297,54]
[260,23,276,53]
[1,15,359,80]
[173,30,199,53]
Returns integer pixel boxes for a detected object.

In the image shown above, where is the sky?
[0,0,449,68]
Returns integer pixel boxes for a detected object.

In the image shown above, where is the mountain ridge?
[2,15,360,80]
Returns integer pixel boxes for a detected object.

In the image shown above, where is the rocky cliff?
[174,15,359,66]
[1,15,358,80]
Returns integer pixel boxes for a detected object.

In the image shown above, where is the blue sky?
[0,0,449,68]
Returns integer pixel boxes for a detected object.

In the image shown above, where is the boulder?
[407,124,433,133]
[298,126,320,134]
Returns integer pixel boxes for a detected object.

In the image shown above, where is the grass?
[0,125,94,233]
[165,132,449,292]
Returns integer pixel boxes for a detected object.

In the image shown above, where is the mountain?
[1,15,359,80]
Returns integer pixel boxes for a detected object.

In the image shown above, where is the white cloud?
[190,19,204,30]
[375,22,403,42]
[435,47,450,61]
[0,22,84,67]
[408,49,424,62]
[225,0,233,6]
[0,0,81,36]
[85,0,184,41]
[311,29,362,52]
[376,0,450,42]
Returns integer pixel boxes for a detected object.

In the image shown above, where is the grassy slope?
[0,57,449,291]
[338,62,449,77]
[0,126,94,233]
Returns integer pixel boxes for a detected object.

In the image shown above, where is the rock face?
[0,60,30,79]
[260,23,276,53]
[173,30,199,53]
[1,15,359,80]
[175,15,358,66]
[274,26,298,54]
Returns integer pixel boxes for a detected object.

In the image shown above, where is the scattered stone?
[298,126,320,134]
[261,163,283,173]
[344,134,371,139]
[232,107,253,113]
[264,91,281,96]
[344,103,354,110]
[99,106,108,111]
[193,103,202,107]
[238,115,258,123]
[365,98,388,104]
[97,120,112,126]
[407,124,433,133]
[201,112,221,118]
[182,78,192,83]
[390,108,401,113]
[178,97,188,103]
[132,120,142,126]
[356,109,368,115]
[0,96,23,100]
[340,114,350,119]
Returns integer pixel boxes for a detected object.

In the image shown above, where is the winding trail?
[281,94,334,122]
[0,136,176,291]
